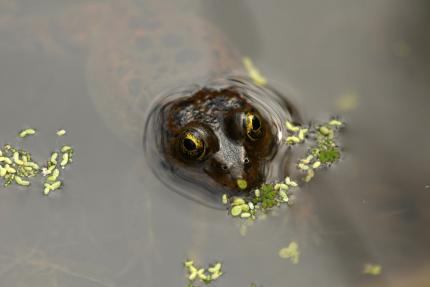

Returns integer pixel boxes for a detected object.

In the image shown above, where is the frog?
[81,1,299,206]
[144,76,299,207]
[0,0,300,206]
[157,86,276,193]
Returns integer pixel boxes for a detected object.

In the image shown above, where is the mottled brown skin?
[86,1,241,147]
[159,87,276,195]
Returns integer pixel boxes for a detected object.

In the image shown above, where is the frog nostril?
[244,157,250,165]
[221,164,229,171]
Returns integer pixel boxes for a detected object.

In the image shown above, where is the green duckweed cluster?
[184,260,223,286]
[223,177,298,220]
[0,128,74,195]
[0,144,39,187]
[294,119,344,182]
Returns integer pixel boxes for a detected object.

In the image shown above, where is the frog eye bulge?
[177,129,206,160]
[245,112,263,141]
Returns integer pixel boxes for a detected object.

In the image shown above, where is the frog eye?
[245,112,263,141]
[177,129,207,160]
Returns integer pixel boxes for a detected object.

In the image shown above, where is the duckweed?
[47,168,60,182]
[222,194,228,204]
[61,145,72,153]
[15,176,30,186]
[237,179,248,190]
[312,161,321,169]
[56,129,66,136]
[230,205,243,217]
[284,122,308,145]
[223,175,300,220]
[279,241,300,264]
[304,169,315,183]
[1,128,74,195]
[60,153,69,168]
[184,260,223,285]
[286,121,300,132]
[243,57,267,86]
[318,147,340,164]
[18,128,36,138]
[363,263,382,275]
[50,152,58,164]
[286,136,300,144]
[290,118,344,182]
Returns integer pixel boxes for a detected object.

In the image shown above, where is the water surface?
[0,1,429,286]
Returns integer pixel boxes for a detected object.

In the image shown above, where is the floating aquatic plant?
[0,128,74,195]
[184,260,223,286]
[223,118,344,220]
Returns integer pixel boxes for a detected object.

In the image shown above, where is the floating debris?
[278,241,300,264]
[243,57,267,86]
[363,263,382,276]
[184,260,223,285]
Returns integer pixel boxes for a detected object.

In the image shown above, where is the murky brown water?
[0,0,429,286]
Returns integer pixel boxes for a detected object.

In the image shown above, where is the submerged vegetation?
[243,57,267,86]
[363,263,382,276]
[0,128,74,195]
[278,241,300,264]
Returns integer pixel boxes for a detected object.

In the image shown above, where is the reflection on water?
[0,0,429,286]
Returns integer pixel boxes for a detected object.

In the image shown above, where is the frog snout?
[224,164,244,179]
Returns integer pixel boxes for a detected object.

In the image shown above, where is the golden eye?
[245,112,263,141]
[178,130,206,160]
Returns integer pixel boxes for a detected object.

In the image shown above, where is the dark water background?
[0,0,429,286]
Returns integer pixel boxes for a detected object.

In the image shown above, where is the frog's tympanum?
[144,77,299,208]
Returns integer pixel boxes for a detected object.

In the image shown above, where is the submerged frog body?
[0,0,299,206]
[145,77,299,207]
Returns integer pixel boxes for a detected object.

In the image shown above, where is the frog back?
[87,1,241,148]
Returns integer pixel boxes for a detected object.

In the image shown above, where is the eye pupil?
[245,112,264,141]
[252,116,260,130]
[183,138,196,151]
[177,129,207,161]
